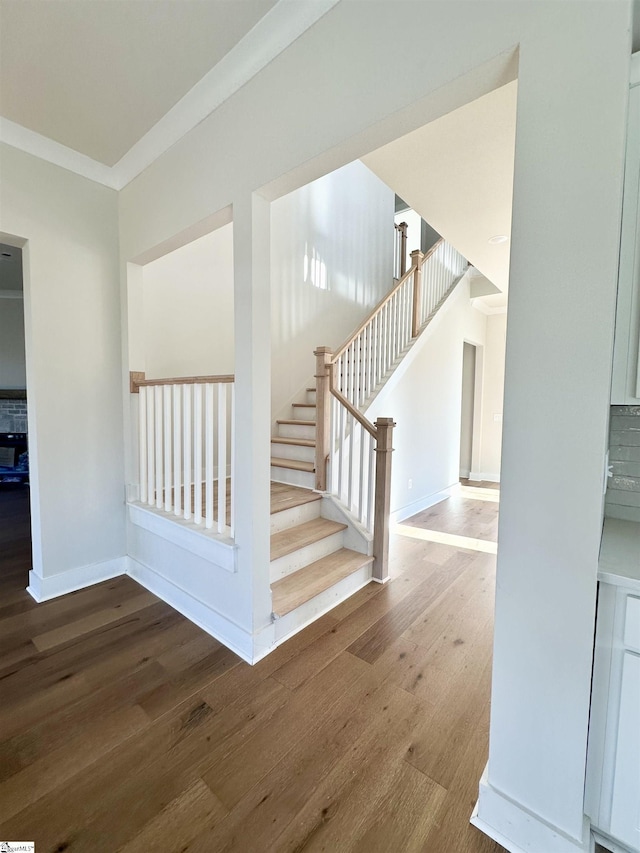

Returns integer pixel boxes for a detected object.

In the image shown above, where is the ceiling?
[363,81,517,294]
[0,0,278,166]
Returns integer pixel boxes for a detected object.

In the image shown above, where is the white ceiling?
[0,0,278,166]
[363,81,517,293]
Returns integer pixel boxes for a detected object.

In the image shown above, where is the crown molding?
[0,118,117,188]
[471,298,508,316]
[0,0,341,191]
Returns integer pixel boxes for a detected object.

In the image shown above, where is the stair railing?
[314,236,467,579]
[130,372,234,536]
[330,237,467,412]
[315,347,394,582]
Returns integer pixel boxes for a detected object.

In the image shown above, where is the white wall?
[0,299,26,388]
[271,160,394,419]
[116,3,632,848]
[142,223,234,379]
[475,312,506,480]
[0,143,125,586]
[367,276,487,519]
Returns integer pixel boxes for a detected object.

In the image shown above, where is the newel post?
[314,347,332,491]
[373,417,395,582]
[399,222,408,277]
[410,249,424,337]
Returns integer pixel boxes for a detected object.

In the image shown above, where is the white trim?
[126,557,255,663]
[0,0,340,190]
[469,471,501,483]
[26,556,126,602]
[631,52,640,88]
[471,298,508,316]
[390,488,450,523]
[471,765,592,853]
[0,290,23,299]
[128,502,236,572]
[0,117,117,187]
[591,827,636,853]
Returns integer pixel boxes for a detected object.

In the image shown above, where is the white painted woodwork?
[587,519,640,853]
[270,529,346,581]
[134,377,233,535]
[610,651,640,850]
[612,61,640,405]
[269,497,321,535]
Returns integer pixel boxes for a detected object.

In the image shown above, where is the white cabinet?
[586,519,640,853]
[610,650,640,850]
[612,55,640,404]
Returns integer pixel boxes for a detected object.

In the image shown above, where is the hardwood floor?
[0,487,504,853]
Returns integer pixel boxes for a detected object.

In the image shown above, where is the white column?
[473,8,632,853]
[233,192,272,645]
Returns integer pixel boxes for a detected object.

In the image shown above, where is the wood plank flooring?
[0,486,505,853]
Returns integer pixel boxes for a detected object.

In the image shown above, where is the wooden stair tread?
[270,457,314,473]
[271,437,315,447]
[292,402,316,408]
[270,517,347,561]
[276,419,316,427]
[270,482,321,514]
[271,549,374,616]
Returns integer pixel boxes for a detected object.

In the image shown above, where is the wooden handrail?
[130,371,234,393]
[331,238,445,364]
[331,265,416,363]
[329,377,378,439]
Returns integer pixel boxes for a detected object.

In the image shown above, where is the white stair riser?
[270,467,315,489]
[270,443,315,463]
[273,563,373,644]
[277,423,316,440]
[305,390,317,404]
[270,531,345,581]
[270,499,321,534]
[292,405,316,420]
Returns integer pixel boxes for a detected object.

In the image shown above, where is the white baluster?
[193,384,202,524]
[367,432,375,532]
[163,385,172,512]
[230,383,235,538]
[358,421,366,523]
[218,383,227,533]
[205,383,214,529]
[146,386,154,506]
[139,386,147,504]
[347,414,355,510]
[155,385,163,509]
[173,384,181,517]
[183,384,192,520]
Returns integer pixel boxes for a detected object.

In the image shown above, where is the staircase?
[270,387,317,488]
[267,236,468,623]
[269,482,373,617]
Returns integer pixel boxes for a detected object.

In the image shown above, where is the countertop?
[598,517,640,593]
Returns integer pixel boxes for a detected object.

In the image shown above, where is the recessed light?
[488,235,508,245]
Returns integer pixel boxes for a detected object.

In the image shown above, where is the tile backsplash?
[0,398,28,433]
[606,405,640,523]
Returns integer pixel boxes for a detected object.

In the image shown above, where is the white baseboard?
[390,488,450,523]
[471,765,591,853]
[468,471,501,483]
[27,556,127,602]
[126,557,255,663]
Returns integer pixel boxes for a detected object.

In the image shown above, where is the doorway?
[460,341,477,480]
